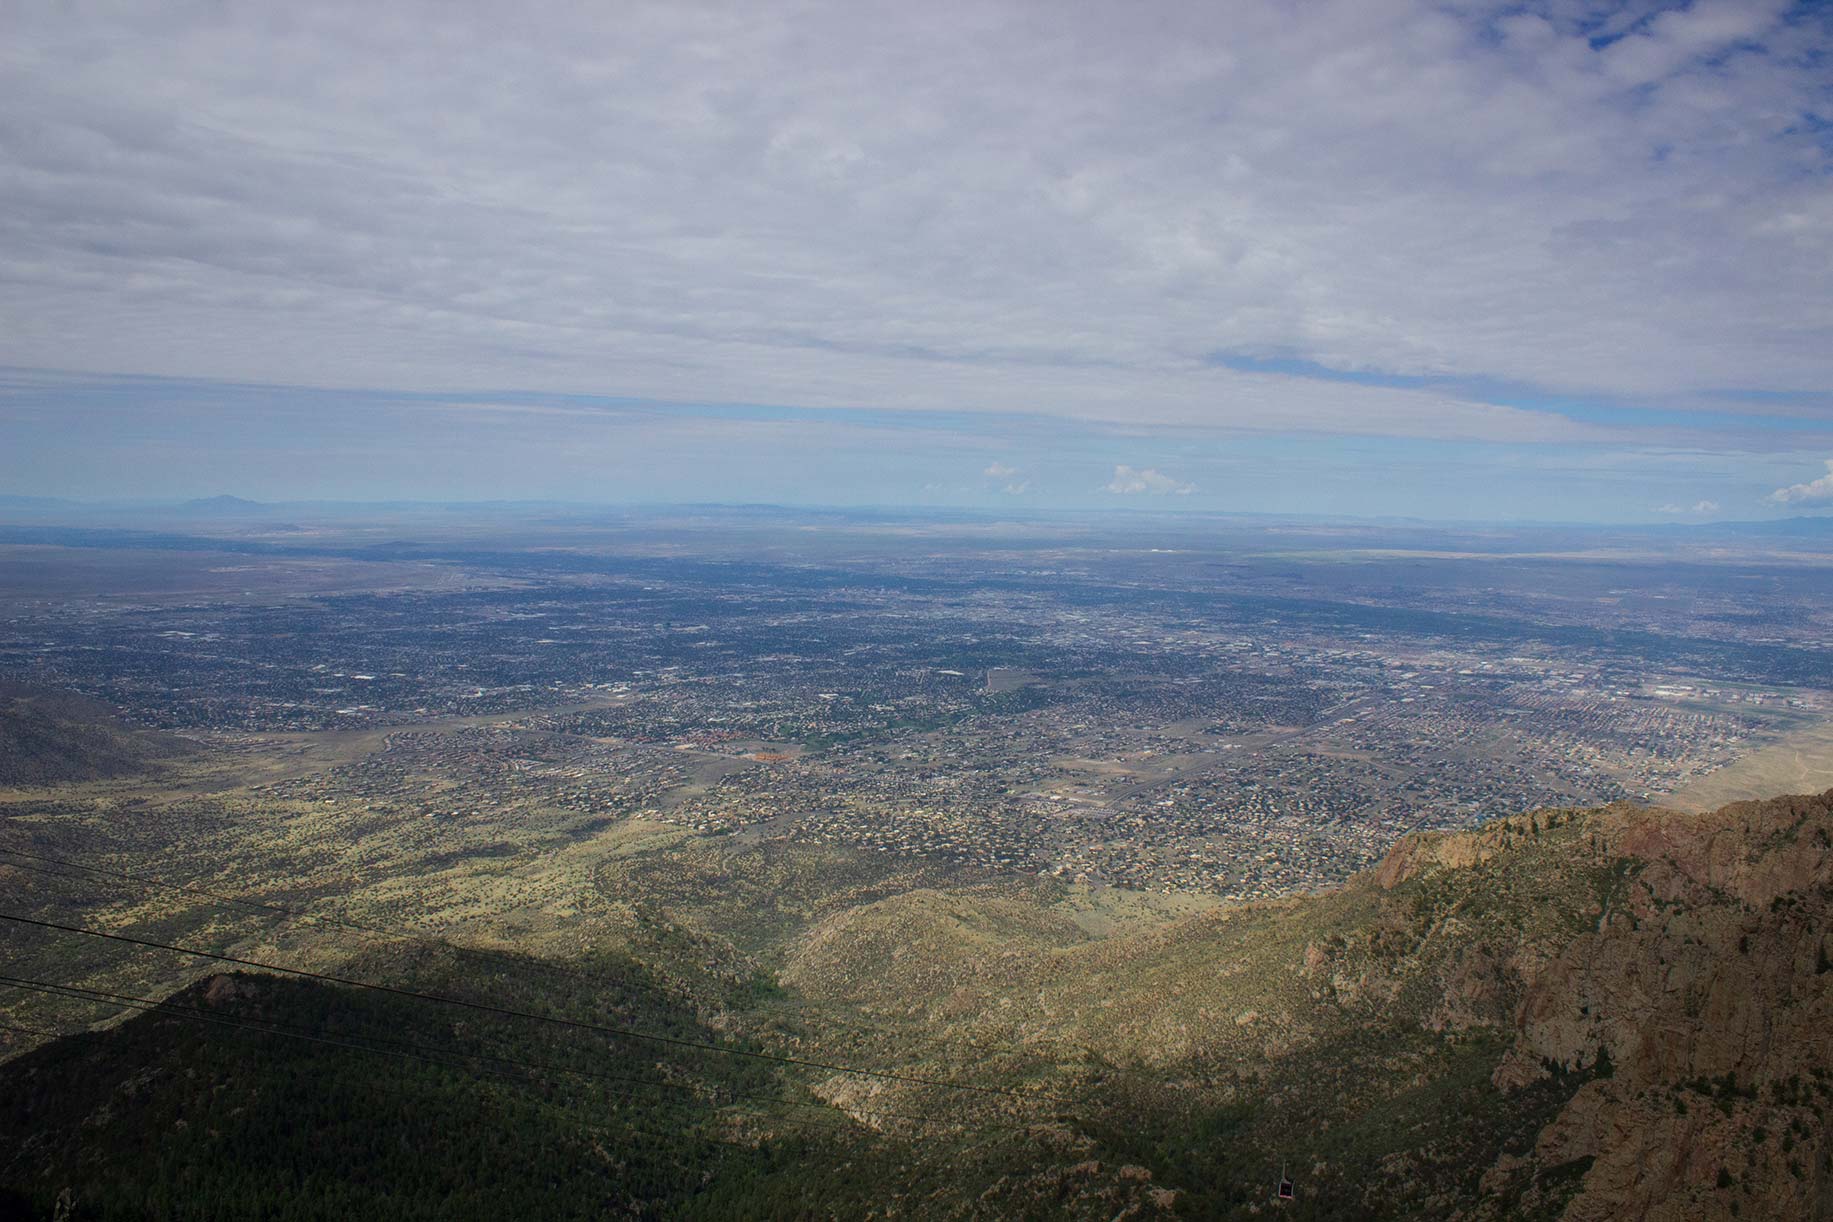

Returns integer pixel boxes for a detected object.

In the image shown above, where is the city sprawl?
[3,509,1829,899]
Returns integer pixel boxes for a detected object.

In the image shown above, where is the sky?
[2,0,1831,521]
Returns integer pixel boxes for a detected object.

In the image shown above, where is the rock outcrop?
[1426,792,1833,1221]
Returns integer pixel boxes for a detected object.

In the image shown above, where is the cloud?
[1600,0,1793,88]
[1655,499,1720,514]
[1104,465,1193,496]
[1770,460,1833,504]
[0,0,1826,458]
[981,460,1028,494]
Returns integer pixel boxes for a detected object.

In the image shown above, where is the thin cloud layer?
[1,0,1829,454]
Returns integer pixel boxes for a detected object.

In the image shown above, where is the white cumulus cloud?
[1104,465,1193,496]
[981,460,1029,493]
[1770,460,1833,504]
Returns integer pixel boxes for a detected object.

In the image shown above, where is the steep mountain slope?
[1471,796,1833,1220]
[2,792,1829,1218]
[783,791,1833,1218]
[0,683,195,786]
[0,943,884,1220]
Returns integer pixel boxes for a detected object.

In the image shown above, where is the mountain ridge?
[0,682,196,786]
[1,791,1828,1218]
[775,792,1833,1217]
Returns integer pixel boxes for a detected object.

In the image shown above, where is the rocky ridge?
[782,791,1833,1218]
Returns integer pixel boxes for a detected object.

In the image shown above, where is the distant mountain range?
[2,493,1832,536]
[174,494,269,515]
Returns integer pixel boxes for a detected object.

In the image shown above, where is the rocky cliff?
[781,791,1833,1218]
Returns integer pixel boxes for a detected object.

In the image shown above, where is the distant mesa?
[175,494,269,514]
